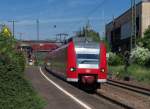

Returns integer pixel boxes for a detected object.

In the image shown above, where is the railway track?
[45,67,130,109]
[95,92,133,109]
[107,79,150,96]
[45,67,149,109]
[96,79,150,109]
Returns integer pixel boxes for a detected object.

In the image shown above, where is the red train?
[45,39,107,91]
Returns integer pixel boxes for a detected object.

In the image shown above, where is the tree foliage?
[138,25,150,50]
[77,26,100,42]
[86,29,100,42]
[0,25,12,37]
[107,52,124,66]
[0,28,45,109]
[130,46,150,65]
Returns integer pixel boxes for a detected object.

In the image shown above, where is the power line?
[56,33,68,42]
[70,0,109,35]
[85,0,108,20]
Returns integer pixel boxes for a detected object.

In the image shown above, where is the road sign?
[1,26,12,37]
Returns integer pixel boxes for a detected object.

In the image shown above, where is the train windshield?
[75,43,100,68]
[77,53,99,68]
[77,54,99,60]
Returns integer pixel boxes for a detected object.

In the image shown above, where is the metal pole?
[8,20,17,38]
[18,32,24,40]
[112,16,115,51]
[131,0,133,51]
[36,19,39,40]
[13,21,14,37]
[60,34,61,42]
[134,0,137,47]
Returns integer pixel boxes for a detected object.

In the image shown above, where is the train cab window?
[77,54,99,60]
[77,54,99,65]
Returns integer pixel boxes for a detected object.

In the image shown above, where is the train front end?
[67,41,107,90]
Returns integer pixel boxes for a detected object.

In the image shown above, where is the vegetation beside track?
[108,26,150,85]
[109,65,150,84]
[34,52,48,66]
[0,29,45,109]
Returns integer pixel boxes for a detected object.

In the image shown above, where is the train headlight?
[47,62,51,66]
[70,67,76,72]
[101,68,105,73]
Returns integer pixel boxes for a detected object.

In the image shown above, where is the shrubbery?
[0,55,45,109]
[107,52,124,66]
[128,64,150,83]
[108,26,150,84]
[130,46,150,65]
[109,65,150,84]
[0,33,45,109]
[138,25,150,50]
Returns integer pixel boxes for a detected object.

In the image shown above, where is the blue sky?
[0,0,140,40]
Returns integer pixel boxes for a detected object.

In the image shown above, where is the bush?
[128,64,150,84]
[138,25,150,50]
[0,34,45,109]
[145,58,150,67]
[130,46,150,65]
[0,57,45,109]
[109,65,150,84]
[108,52,124,66]
[108,65,125,78]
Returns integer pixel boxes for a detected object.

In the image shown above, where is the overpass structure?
[18,40,60,52]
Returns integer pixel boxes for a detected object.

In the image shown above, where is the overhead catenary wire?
[70,0,109,36]
[3,0,110,40]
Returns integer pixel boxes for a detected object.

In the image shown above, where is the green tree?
[77,26,100,42]
[87,30,100,42]
[0,25,45,109]
[0,34,16,56]
[138,25,150,50]
[0,25,12,37]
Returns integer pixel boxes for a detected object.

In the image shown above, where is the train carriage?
[45,39,107,91]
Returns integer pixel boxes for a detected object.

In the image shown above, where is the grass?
[108,65,125,79]
[108,64,150,84]
[128,65,150,84]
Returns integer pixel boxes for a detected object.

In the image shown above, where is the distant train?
[45,38,107,91]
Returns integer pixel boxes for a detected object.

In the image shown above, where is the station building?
[106,0,150,52]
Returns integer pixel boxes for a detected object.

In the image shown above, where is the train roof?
[74,42,99,49]
[73,37,99,49]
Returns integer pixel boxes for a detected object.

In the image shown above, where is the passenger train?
[45,38,107,91]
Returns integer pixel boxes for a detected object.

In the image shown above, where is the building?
[106,0,150,52]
